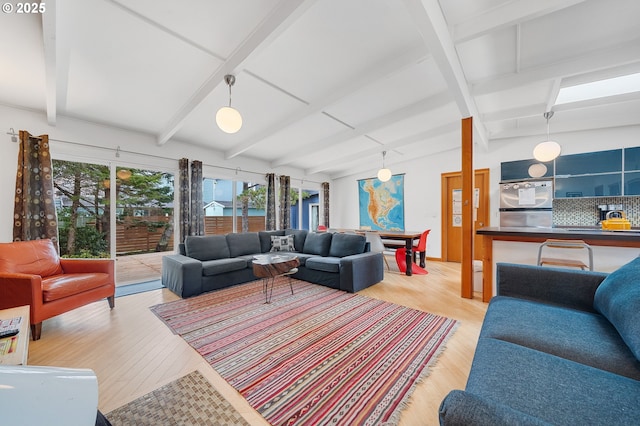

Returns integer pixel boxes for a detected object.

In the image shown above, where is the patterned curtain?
[13,131,59,248]
[265,173,276,230]
[279,175,291,230]
[322,181,330,229]
[178,158,189,243]
[190,160,204,236]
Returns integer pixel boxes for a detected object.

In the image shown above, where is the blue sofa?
[161,230,384,298]
[439,258,640,425]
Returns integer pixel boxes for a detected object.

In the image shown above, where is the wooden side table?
[0,305,30,365]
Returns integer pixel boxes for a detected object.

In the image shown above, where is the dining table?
[375,230,423,276]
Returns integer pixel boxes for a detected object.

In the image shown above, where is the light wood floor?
[27,259,487,426]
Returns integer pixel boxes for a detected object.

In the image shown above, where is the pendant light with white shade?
[377,151,391,182]
[216,75,243,134]
[533,111,561,162]
[528,163,548,178]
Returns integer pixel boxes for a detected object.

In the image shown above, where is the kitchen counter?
[476,226,640,302]
[477,226,640,245]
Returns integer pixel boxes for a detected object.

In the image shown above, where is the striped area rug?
[151,278,458,426]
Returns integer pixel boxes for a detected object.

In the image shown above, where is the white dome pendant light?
[216,75,243,134]
[377,151,392,182]
[533,111,561,162]
[528,163,548,178]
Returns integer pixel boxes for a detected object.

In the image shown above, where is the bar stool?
[537,239,593,271]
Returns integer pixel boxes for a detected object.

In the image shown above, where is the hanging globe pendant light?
[216,75,242,134]
[377,151,392,182]
[533,111,561,162]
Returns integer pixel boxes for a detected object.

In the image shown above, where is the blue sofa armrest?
[339,252,383,293]
[439,390,551,426]
[162,254,203,298]
[496,263,608,312]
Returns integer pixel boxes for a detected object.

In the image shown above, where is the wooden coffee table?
[0,305,30,365]
[252,254,300,303]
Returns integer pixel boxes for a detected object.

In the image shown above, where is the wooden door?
[441,169,490,262]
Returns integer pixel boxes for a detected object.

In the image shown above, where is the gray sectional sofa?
[161,229,384,298]
[439,258,640,425]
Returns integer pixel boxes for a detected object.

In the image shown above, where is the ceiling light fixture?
[377,151,392,182]
[528,163,548,178]
[216,74,242,134]
[533,111,561,162]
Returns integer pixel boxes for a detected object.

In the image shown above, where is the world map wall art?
[358,174,405,231]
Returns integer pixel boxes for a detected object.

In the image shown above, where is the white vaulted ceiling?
[1,0,639,179]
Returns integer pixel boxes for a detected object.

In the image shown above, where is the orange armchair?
[0,239,114,340]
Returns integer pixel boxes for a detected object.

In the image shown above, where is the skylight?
[555,73,640,105]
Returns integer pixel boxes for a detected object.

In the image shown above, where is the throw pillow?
[593,256,640,361]
[270,235,295,252]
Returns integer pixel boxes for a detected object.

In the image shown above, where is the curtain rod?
[6,129,324,184]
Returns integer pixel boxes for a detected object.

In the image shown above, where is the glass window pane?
[290,187,318,230]
[115,167,174,286]
[53,159,110,258]
[204,178,266,234]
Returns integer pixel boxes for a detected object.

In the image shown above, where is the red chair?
[317,225,327,232]
[0,239,115,340]
[412,230,430,268]
[395,248,428,275]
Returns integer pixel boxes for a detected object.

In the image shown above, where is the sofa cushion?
[0,239,63,277]
[302,232,332,256]
[225,232,261,257]
[284,229,308,252]
[593,256,640,360]
[329,233,366,257]
[201,258,247,276]
[270,235,296,252]
[481,296,640,380]
[439,390,551,426]
[466,337,640,425]
[185,235,230,261]
[305,257,341,273]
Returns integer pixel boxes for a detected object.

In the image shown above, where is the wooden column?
[461,117,474,298]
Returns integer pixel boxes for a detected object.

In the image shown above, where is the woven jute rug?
[151,278,459,425]
[105,370,250,426]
